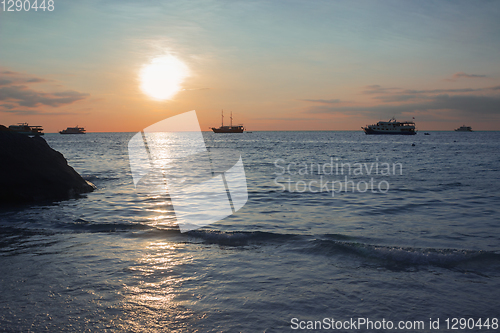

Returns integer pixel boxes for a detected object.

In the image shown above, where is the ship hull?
[211,128,244,133]
[363,128,416,135]
[12,131,44,136]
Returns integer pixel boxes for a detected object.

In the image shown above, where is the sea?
[1,131,499,332]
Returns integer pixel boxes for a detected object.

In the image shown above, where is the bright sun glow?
[139,54,189,100]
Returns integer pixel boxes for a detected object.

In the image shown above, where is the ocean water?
[1,131,499,332]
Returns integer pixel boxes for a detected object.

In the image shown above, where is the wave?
[53,219,154,233]
[185,230,299,246]
[305,238,500,270]
[3,215,498,272]
[182,230,500,271]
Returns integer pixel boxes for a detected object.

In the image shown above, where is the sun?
[139,54,189,100]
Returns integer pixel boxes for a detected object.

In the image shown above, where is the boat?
[8,123,44,136]
[59,126,86,134]
[362,117,416,135]
[424,132,430,135]
[454,125,472,132]
[211,110,244,133]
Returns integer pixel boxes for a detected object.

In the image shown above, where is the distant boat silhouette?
[211,110,244,133]
[455,125,472,132]
[60,126,86,134]
[362,117,416,135]
[9,123,44,136]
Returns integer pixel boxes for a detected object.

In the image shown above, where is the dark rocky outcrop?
[0,126,95,204]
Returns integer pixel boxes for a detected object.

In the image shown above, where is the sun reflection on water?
[121,241,197,331]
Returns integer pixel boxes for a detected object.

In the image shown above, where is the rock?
[0,128,95,204]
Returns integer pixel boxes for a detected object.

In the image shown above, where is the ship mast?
[221,109,224,127]
[230,111,233,127]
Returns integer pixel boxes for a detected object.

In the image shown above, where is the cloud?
[364,86,500,102]
[364,86,499,96]
[1,109,82,115]
[301,98,341,104]
[402,88,482,94]
[444,72,489,82]
[26,77,48,83]
[0,86,89,107]
[306,94,500,119]
[373,94,424,103]
[0,104,16,109]
[1,109,43,115]
[453,72,487,79]
[0,74,49,86]
[372,87,500,102]
[0,70,89,114]
[303,82,500,122]
[362,85,400,94]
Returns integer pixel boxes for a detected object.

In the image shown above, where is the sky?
[1,0,500,132]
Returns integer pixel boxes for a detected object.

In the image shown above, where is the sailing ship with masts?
[211,110,245,133]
